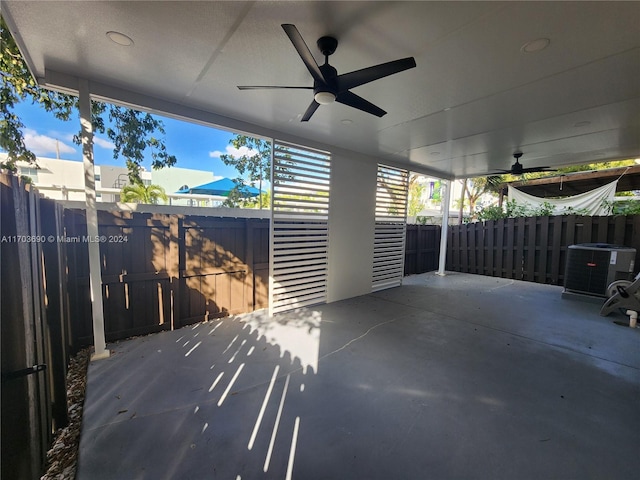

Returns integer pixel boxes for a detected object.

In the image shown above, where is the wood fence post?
[40,200,69,430]
[246,218,256,311]
[29,188,51,459]
[505,218,515,278]
[516,217,525,280]
[526,217,536,281]
[11,176,43,477]
[550,216,562,284]
[168,214,180,330]
[539,217,549,283]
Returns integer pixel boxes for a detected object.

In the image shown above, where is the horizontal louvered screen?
[270,141,331,314]
[373,165,408,292]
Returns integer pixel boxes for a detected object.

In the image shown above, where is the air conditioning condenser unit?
[563,243,636,298]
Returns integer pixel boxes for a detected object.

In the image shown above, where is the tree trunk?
[458,179,467,225]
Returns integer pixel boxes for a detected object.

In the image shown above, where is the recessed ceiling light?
[521,38,550,53]
[341,119,353,125]
[574,121,591,127]
[106,31,134,46]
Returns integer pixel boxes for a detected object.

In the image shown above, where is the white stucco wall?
[14,157,87,201]
[327,151,377,303]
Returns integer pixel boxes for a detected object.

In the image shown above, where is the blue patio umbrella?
[176,177,261,197]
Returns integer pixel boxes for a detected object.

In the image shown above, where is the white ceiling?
[4,1,639,179]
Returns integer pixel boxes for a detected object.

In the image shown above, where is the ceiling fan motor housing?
[511,162,524,174]
[317,36,338,57]
[315,63,338,102]
[511,151,524,174]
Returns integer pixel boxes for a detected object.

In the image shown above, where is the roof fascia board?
[403,164,453,180]
[508,164,640,189]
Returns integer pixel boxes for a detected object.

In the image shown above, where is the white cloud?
[23,129,76,156]
[27,128,113,152]
[94,136,115,149]
[209,145,259,159]
[50,131,75,144]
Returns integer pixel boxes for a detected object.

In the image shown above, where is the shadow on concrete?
[78,305,322,479]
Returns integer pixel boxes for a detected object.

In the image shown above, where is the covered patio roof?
[3,1,639,178]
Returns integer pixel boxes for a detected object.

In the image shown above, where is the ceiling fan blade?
[337,57,416,91]
[490,167,557,175]
[301,100,320,122]
[237,86,313,90]
[336,91,386,117]
[281,24,326,85]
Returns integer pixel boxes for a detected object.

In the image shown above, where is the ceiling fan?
[238,24,416,122]
[493,152,556,175]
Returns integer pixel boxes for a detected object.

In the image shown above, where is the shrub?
[603,199,640,215]
[475,199,590,221]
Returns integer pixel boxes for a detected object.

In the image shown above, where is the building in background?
[3,154,216,205]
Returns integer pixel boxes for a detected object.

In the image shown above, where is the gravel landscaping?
[41,348,90,480]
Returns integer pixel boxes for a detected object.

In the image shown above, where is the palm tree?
[120,183,168,204]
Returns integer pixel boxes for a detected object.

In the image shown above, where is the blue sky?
[11,99,257,179]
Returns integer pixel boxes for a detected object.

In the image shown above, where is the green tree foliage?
[555,159,636,174]
[239,191,271,209]
[219,135,271,209]
[1,16,176,181]
[602,199,640,216]
[120,183,168,204]
[407,174,426,216]
[1,16,73,167]
[220,179,264,208]
[475,199,590,221]
[457,176,501,222]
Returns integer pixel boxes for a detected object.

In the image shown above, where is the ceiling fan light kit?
[314,91,336,105]
[238,24,416,122]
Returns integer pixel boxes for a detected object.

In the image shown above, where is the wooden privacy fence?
[446,215,640,284]
[404,224,441,275]
[1,173,269,479]
[65,210,269,345]
[1,174,72,480]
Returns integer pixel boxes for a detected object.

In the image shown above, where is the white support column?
[79,79,109,360]
[437,179,451,276]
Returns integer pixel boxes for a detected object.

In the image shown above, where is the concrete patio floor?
[77,272,639,480]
